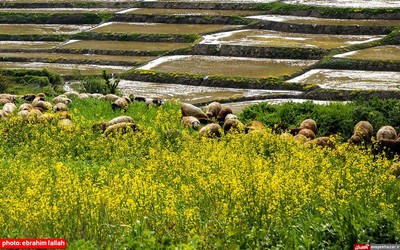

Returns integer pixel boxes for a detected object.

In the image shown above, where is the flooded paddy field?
[248,15,400,27]
[0,24,93,35]
[287,69,400,91]
[0,52,154,65]
[89,22,243,35]
[138,55,318,78]
[0,41,61,50]
[0,8,120,13]
[334,45,400,61]
[60,40,193,52]
[118,79,302,104]
[199,29,384,49]
[282,0,400,8]
[118,8,265,16]
[0,62,130,76]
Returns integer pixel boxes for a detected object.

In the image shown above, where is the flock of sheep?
[0,91,399,160]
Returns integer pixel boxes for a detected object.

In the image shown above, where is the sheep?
[53,103,68,112]
[199,123,222,139]
[225,114,238,121]
[51,96,72,105]
[58,118,74,129]
[181,103,211,124]
[0,94,15,103]
[19,103,32,111]
[348,121,374,146]
[205,102,222,119]
[300,119,317,134]
[2,103,17,114]
[92,116,135,133]
[181,116,201,130]
[102,122,138,136]
[308,136,336,149]
[376,125,397,141]
[372,139,400,160]
[0,110,7,120]
[145,98,164,106]
[33,100,52,112]
[64,91,79,98]
[216,106,233,123]
[245,121,266,133]
[32,96,46,106]
[298,128,316,140]
[91,93,103,99]
[0,98,11,105]
[223,119,245,134]
[112,97,130,111]
[99,94,119,102]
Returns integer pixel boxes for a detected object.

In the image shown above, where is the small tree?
[102,70,120,94]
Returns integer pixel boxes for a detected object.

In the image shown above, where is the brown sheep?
[216,106,233,123]
[53,103,68,112]
[181,103,211,124]
[205,102,222,119]
[245,121,266,133]
[348,121,374,146]
[372,139,400,160]
[376,126,397,141]
[92,116,135,133]
[19,103,32,111]
[308,136,336,149]
[102,122,139,136]
[298,128,316,140]
[181,116,201,130]
[223,119,245,134]
[23,94,36,102]
[300,119,317,134]
[199,123,222,139]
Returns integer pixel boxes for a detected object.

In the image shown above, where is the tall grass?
[0,98,399,249]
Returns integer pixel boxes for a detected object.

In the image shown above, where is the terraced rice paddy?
[90,22,243,35]
[0,52,154,64]
[200,29,384,49]
[0,24,93,35]
[118,79,302,104]
[0,8,120,13]
[287,69,400,91]
[248,15,400,27]
[0,61,130,75]
[334,45,400,61]
[138,55,317,78]
[118,8,265,16]
[0,41,61,50]
[60,40,193,52]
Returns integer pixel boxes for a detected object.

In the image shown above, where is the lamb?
[181,103,210,124]
[205,102,222,119]
[199,123,222,139]
[112,97,130,111]
[376,125,397,141]
[92,116,135,133]
[181,116,201,130]
[102,122,139,136]
[348,121,374,146]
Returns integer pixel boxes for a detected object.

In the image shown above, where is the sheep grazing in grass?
[245,121,266,133]
[102,122,139,136]
[181,116,201,130]
[99,94,119,102]
[112,97,130,111]
[78,93,91,99]
[348,121,374,146]
[145,98,164,107]
[92,116,135,133]
[0,94,15,103]
[376,125,397,141]
[53,103,68,112]
[216,106,233,124]
[224,114,238,121]
[199,123,222,139]
[0,110,7,120]
[19,103,32,111]
[23,94,36,102]
[0,98,11,105]
[33,100,52,112]
[3,103,17,114]
[58,118,74,129]
[205,102,222,119]
[300,119,317,134]
[181,103,211,124]
[308,136,336,149]
[223,119,245,134]
[372,139,400,160]
[64,91,79,98]
[298,128,316,140]
[51,95,72,105]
